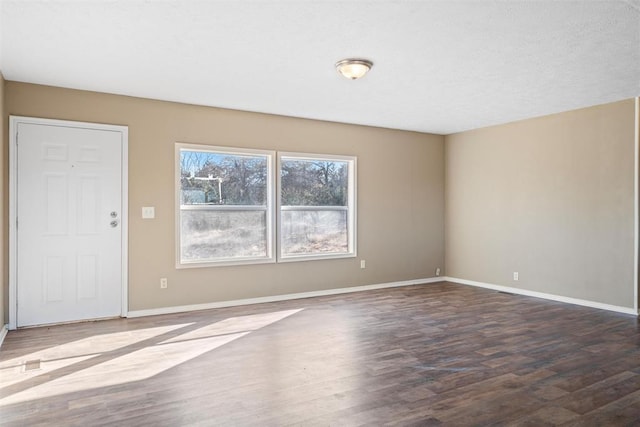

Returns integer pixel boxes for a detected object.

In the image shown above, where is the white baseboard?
[127,277,443,318]
[0,325,8,348]
[444,276,639,316]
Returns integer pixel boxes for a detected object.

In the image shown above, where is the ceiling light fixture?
[335,58,373,80]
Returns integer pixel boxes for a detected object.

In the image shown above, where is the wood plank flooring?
[1,281,639,426]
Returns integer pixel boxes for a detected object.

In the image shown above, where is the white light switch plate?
[142,207,155,219]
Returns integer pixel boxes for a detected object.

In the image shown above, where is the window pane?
[280,159,348,206]
[180,210,267,262]
[281,210,348,255]
[180,150,267,206]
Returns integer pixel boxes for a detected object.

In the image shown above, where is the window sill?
[277,252,357,263]
[176,257,276,269]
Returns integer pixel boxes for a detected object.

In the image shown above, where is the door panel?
[17,123,123,327]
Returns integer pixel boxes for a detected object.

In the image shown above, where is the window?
[176,145,356,267]
[176,144,275,267]
[278,153,356,261]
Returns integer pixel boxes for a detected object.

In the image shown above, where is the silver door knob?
[110,211,118,218]
[110,220,119,228]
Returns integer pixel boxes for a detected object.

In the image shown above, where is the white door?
[14,119,126,327]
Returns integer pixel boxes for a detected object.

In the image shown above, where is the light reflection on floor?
[0,323,194,388]
[0,309,302,405]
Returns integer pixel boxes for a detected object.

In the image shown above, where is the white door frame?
[9,116,129,330]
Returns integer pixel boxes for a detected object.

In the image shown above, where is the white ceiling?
[1,0,639,135]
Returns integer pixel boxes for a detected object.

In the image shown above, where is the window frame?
[277,151,357,262]
[175,143,276,268]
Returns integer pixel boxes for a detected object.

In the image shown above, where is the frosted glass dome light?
[335,59,373,80]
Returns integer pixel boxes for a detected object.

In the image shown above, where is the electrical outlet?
[435,267,441,277]
[160,278,168,289]
[360,260,366,269]
[142,206,155,219]
[513,272,519,281]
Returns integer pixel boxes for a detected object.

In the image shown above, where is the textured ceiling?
[1,0,639,134]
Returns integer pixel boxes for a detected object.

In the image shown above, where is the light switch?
[142,207,155,219]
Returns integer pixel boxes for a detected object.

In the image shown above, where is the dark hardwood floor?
[1,281,639,426]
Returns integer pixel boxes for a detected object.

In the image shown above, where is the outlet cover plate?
[142,207,155,219]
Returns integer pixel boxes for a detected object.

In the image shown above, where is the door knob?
[110,220,119,228]
[110,211,118,218]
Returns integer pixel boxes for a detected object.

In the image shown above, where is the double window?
[176,144,356,267]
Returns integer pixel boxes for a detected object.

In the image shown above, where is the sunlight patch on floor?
[160,309,303,344]
[0,323,194,388]
[0,309,303,405]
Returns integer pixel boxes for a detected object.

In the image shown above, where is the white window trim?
[175,143,276,268]
[277,151,357,263]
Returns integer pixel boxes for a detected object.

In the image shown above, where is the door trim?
[9,116,129,330]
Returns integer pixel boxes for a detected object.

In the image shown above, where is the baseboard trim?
[127,277,443,318]
[0,325,8,348]
[444,276,638,316]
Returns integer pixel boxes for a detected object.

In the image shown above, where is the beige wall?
[445,99,636,308]
[2,80,635,320]
[4,82,445,312]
